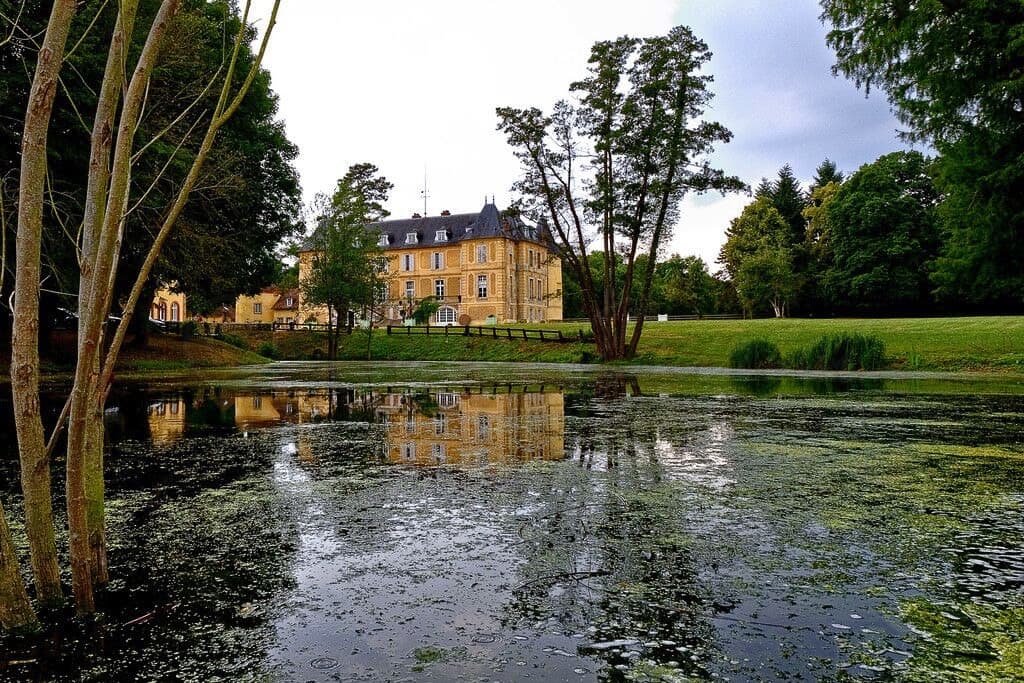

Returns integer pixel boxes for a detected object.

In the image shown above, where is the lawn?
[217,316,1024,373]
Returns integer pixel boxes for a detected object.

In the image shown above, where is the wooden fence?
[386,325,581,343]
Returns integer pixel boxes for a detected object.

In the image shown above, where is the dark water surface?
[1,362,1023,681]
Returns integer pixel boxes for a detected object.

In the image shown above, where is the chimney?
[441,209,451,216]
[412,213,422,219]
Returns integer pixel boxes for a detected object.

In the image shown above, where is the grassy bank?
[20,334,269,379]
[216,316,1024,372]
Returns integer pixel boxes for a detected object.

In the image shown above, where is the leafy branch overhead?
[497,25,744,361]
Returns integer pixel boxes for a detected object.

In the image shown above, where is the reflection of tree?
[185,387,236,432]
[506,404,718,679]
[593,373,643,400]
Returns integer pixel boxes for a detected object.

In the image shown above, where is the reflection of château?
[144,386,565,467]
[375,388,565,466]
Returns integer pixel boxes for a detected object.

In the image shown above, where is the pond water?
[1,362,1023,681]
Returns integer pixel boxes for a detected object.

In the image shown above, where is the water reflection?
[143,386,565,467]
[2,366,1023,681]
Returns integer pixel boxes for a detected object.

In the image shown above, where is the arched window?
[435,306,457,326]
[170,302,180,322]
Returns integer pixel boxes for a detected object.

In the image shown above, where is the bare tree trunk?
[66,0,179,615]
[11,0,77,607]
[84,369,108,586]
[0,499,36,631]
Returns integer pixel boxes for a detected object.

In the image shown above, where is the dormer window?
[435,230,448,242]
[285,297,294,307]
[378,234,390,247]
[405,232,418,244]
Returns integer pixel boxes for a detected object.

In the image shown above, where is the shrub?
[258,342,280,360]
[179,320,197,340]
[789,333,887,371]
[729,338,782,369]
[221,333,248,350]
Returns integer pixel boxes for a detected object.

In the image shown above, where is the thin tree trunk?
[11,0,77,607]
[66,0,180,615]
[84,365,107,586]
[0,499,36,631]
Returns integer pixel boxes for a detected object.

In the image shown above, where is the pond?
[1,362,1023,681]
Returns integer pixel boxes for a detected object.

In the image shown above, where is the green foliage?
[257,342,279,360]
[302,163,392,358]
[810,158,844,194]
[788,333,887,371]
[411,299,440,325]
[652,255,716,316]
[728,339,782,369]
[220,333,249,350]
[497,25,744,359]
[179,321,198,341]
[720,197,797,317]
[822,0,1024,309]
[819,151,940,313]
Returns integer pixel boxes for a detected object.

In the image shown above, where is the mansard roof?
[299,201,552,252]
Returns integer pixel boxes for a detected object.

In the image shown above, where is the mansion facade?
[297,201,563,325]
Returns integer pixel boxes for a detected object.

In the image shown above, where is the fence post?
[387,325,392,335]
[463,325,470,336]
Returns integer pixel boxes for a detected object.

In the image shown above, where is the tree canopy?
[822,0,1024,309]
[302,163,391,360]
[819,151,940,313]
[498,25,743,359]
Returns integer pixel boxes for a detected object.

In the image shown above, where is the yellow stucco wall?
[234,290,283,324]
[151,286,187,322]
[301,234,564,325]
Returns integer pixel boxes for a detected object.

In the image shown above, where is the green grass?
[135,316,1024,373]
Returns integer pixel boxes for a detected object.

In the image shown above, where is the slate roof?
[299,202,552,252]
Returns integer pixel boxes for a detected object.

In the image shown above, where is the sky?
[247,0,909,268]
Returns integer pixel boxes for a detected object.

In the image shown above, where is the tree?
[7,0,281,624]
[810,158,844,194]
[720,196,796,317]
[802,179,842,312]
[822,0,1024,308]
[497,26,743,361]
[303,164,392,360]
[818,151,940,313]
[768,164,807,246]
[655,254,716,316]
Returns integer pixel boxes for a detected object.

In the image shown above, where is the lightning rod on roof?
[420,165,429,217]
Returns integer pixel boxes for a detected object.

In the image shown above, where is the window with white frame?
[476,244,487,263]
[477,414,490,439]
[435,279,445,298]
[285,296,294,307]
[253,302,262,314]
[434,414,447,434]
[402,443,416,460]
[435,230,448,242]
[477,274,488,299]
[401,254,413,271]
[405,280,415,299]
[437,392,459,408]
[431,443,446,462]
[436,306,457,325]
[378,234,389,247]
[376,283,388,302]
[375,256,389,273]
[431,251,444,269]
[405,232,418,244]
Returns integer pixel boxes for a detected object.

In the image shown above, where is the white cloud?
[669,193,749,270]
[249,0,677,217]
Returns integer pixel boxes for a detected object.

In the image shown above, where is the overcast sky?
[248,0,909,268]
